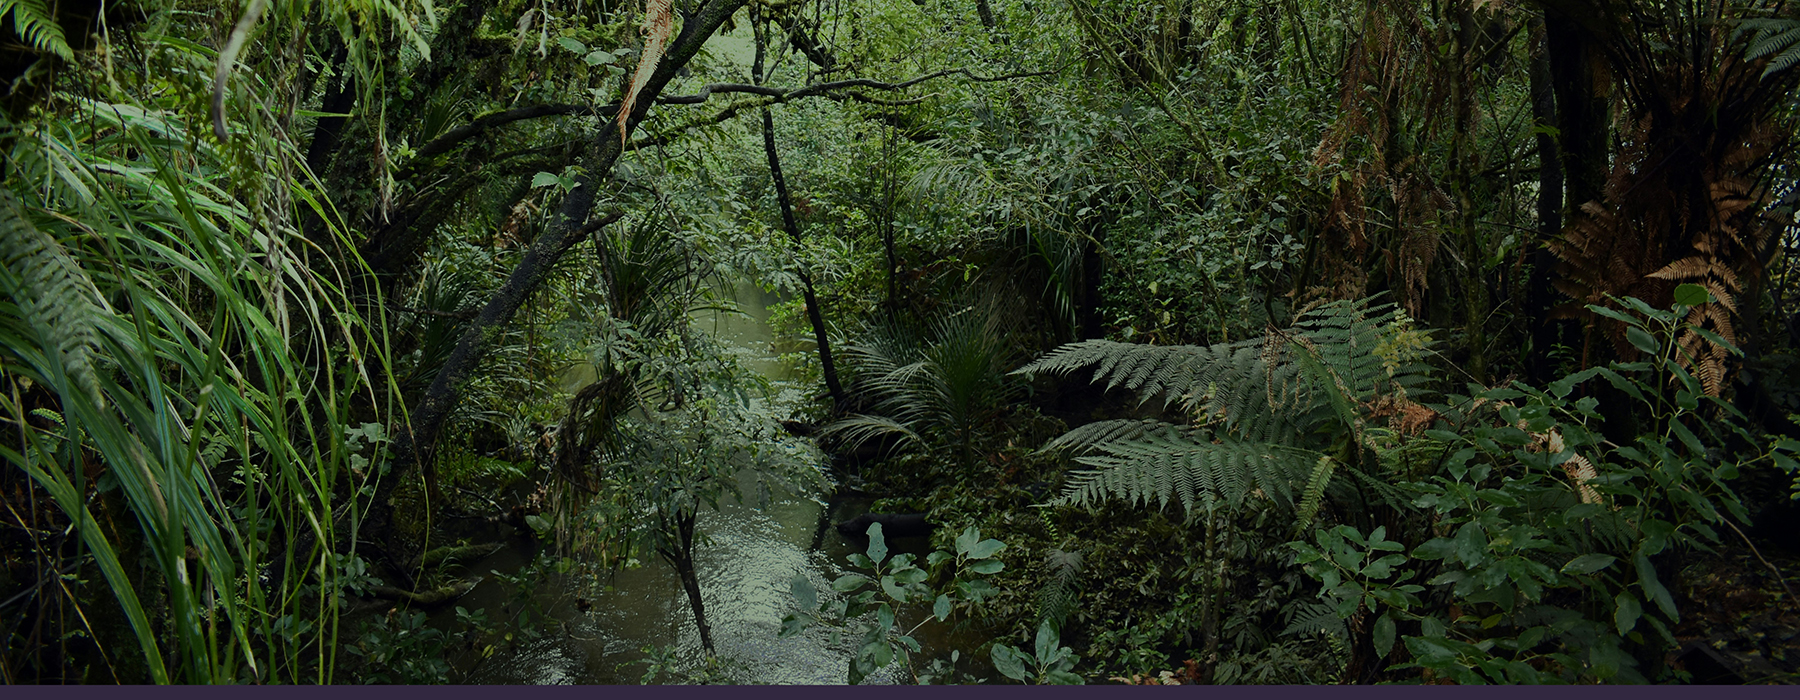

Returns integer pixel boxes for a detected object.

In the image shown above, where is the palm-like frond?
[826,304,1018,457]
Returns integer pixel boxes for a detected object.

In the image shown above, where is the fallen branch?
[367,577,483,607]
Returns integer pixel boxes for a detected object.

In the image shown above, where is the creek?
[436,281,976,684]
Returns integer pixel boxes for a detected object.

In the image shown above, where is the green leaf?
[969,559,1004,575]
[1035,619,1058,663]
[934,594,952,621]
[956,526,980,556]
[1045,669,1086,685]
[870,638,893,668]
[1626,326,1660,356]
[1685,326,1741,357]
[991,644,1028,681]
[1561,553,1617,576]
[779,613,809,638]
[583,50,616,66]
[1614,592,1642,636]
[881,575,907,602]
[1587,305,1643,328]
[1412,538,1456,560]
[967,539,1006,559]
[1672,283,1711,307]
[1635,554,1679,621]
[555,37,586,53]
[831,574,870,592]
[792,573,817,611]
[524,514,550,535]
[1373,613,1396,659]
[1454,522,1487,567]
[866,522,888,565]
[530,171,562,188]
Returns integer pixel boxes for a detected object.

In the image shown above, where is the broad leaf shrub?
[1291,292,1797,683]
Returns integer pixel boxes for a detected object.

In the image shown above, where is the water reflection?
[465,280,921,684]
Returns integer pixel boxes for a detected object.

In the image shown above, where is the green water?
[455,280,973,684]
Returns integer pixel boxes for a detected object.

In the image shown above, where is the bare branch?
[407,67,1063,168]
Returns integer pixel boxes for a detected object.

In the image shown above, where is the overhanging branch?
[406,67,1063,169]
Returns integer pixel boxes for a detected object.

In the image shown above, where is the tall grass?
[0,3,415,683]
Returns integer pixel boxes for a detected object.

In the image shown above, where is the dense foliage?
[3,0,1799,685]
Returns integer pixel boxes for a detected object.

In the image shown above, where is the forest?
[3,0,1800,686]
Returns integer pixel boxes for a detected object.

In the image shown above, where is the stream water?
[445,281,966,684]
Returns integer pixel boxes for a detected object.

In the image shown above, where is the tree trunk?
[975,0,996,29]
[304,39,355,178]
[1451,0,1488,384]
[755,11,847,412]
[669,510,714,654]
[1544,10,1609,215]
[1525,14,1569,382]
[1077,236,1105,340]
[1198,506,1222,683]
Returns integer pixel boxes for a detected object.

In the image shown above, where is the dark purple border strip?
[7,685,1794,697]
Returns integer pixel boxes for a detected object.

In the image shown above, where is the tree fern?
[0,189,104,402]
[1022,297,1436,515]
[1,0,73,61]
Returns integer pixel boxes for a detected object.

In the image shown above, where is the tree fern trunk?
[1525,13,1571,383]
[1198,506,1221,683]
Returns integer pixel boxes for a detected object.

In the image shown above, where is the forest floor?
[1673,543,1800,683]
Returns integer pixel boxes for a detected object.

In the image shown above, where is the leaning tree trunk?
[372,0,752,575]
[666,509,714,653]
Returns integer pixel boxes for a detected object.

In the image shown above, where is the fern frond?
[1281,601,1347,639]
[1,0,74,61]
[0,190,104,402]
[1740,18,1800,77]
[1035,548,1085,633]
[1037,418,1197,456]
[1056,436,1319,512]
[1293,455,1335,534]
[818,414,920,455]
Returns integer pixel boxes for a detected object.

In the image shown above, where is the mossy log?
[368,577,483,607]
[410,542,504,570]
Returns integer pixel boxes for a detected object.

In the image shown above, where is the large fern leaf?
[1,0,74,61]
[0,190,105,401]
[1739,17,1800,78]
[1055,436,1320,512]
[1037,418,1198,455]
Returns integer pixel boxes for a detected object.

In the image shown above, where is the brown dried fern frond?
[619,0,674,145]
